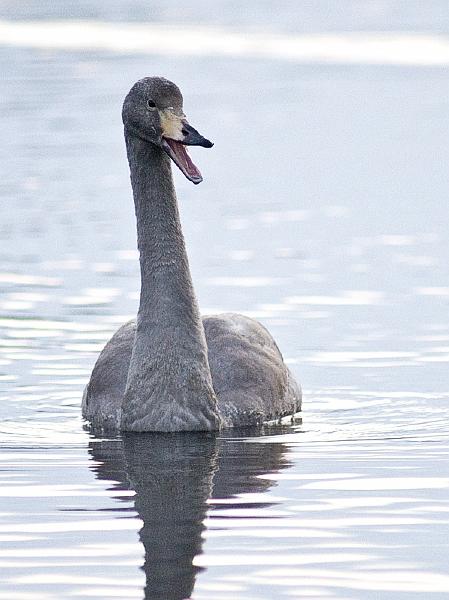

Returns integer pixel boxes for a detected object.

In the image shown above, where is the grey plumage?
[82,77,301,432]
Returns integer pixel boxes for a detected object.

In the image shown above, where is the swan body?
[83,313,300,430]
[82,77,301,432]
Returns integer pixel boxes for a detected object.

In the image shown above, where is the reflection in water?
[88,430,290,600]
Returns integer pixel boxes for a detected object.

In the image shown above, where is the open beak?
[162,120,213,185]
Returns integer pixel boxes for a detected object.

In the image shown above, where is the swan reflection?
[88,429,291,600]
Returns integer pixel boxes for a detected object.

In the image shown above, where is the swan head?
[122,77,213,184]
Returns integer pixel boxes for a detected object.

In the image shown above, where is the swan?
[82,76,301,432]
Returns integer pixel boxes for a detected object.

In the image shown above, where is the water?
[1,2,449,599]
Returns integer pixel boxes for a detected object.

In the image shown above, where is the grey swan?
[82,77,301,432]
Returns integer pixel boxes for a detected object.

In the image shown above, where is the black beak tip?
[181,122,214,148]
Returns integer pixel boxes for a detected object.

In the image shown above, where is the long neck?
[121,130,220,432]
[127,132,200,326]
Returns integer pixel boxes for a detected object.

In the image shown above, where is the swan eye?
[147,99,157,110]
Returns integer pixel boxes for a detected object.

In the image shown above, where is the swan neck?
[121,130,220,432]
[125,130,194,320]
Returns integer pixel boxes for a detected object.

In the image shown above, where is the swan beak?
[162,119,213,185]
[181,122,213,148]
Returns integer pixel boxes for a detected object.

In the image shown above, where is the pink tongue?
[165,138,202,180]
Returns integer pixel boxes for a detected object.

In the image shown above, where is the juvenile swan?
[82,77,301,432]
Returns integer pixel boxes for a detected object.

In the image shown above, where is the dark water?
[1,3,449,599]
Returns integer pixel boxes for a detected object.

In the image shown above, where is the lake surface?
[1,2,449,599]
